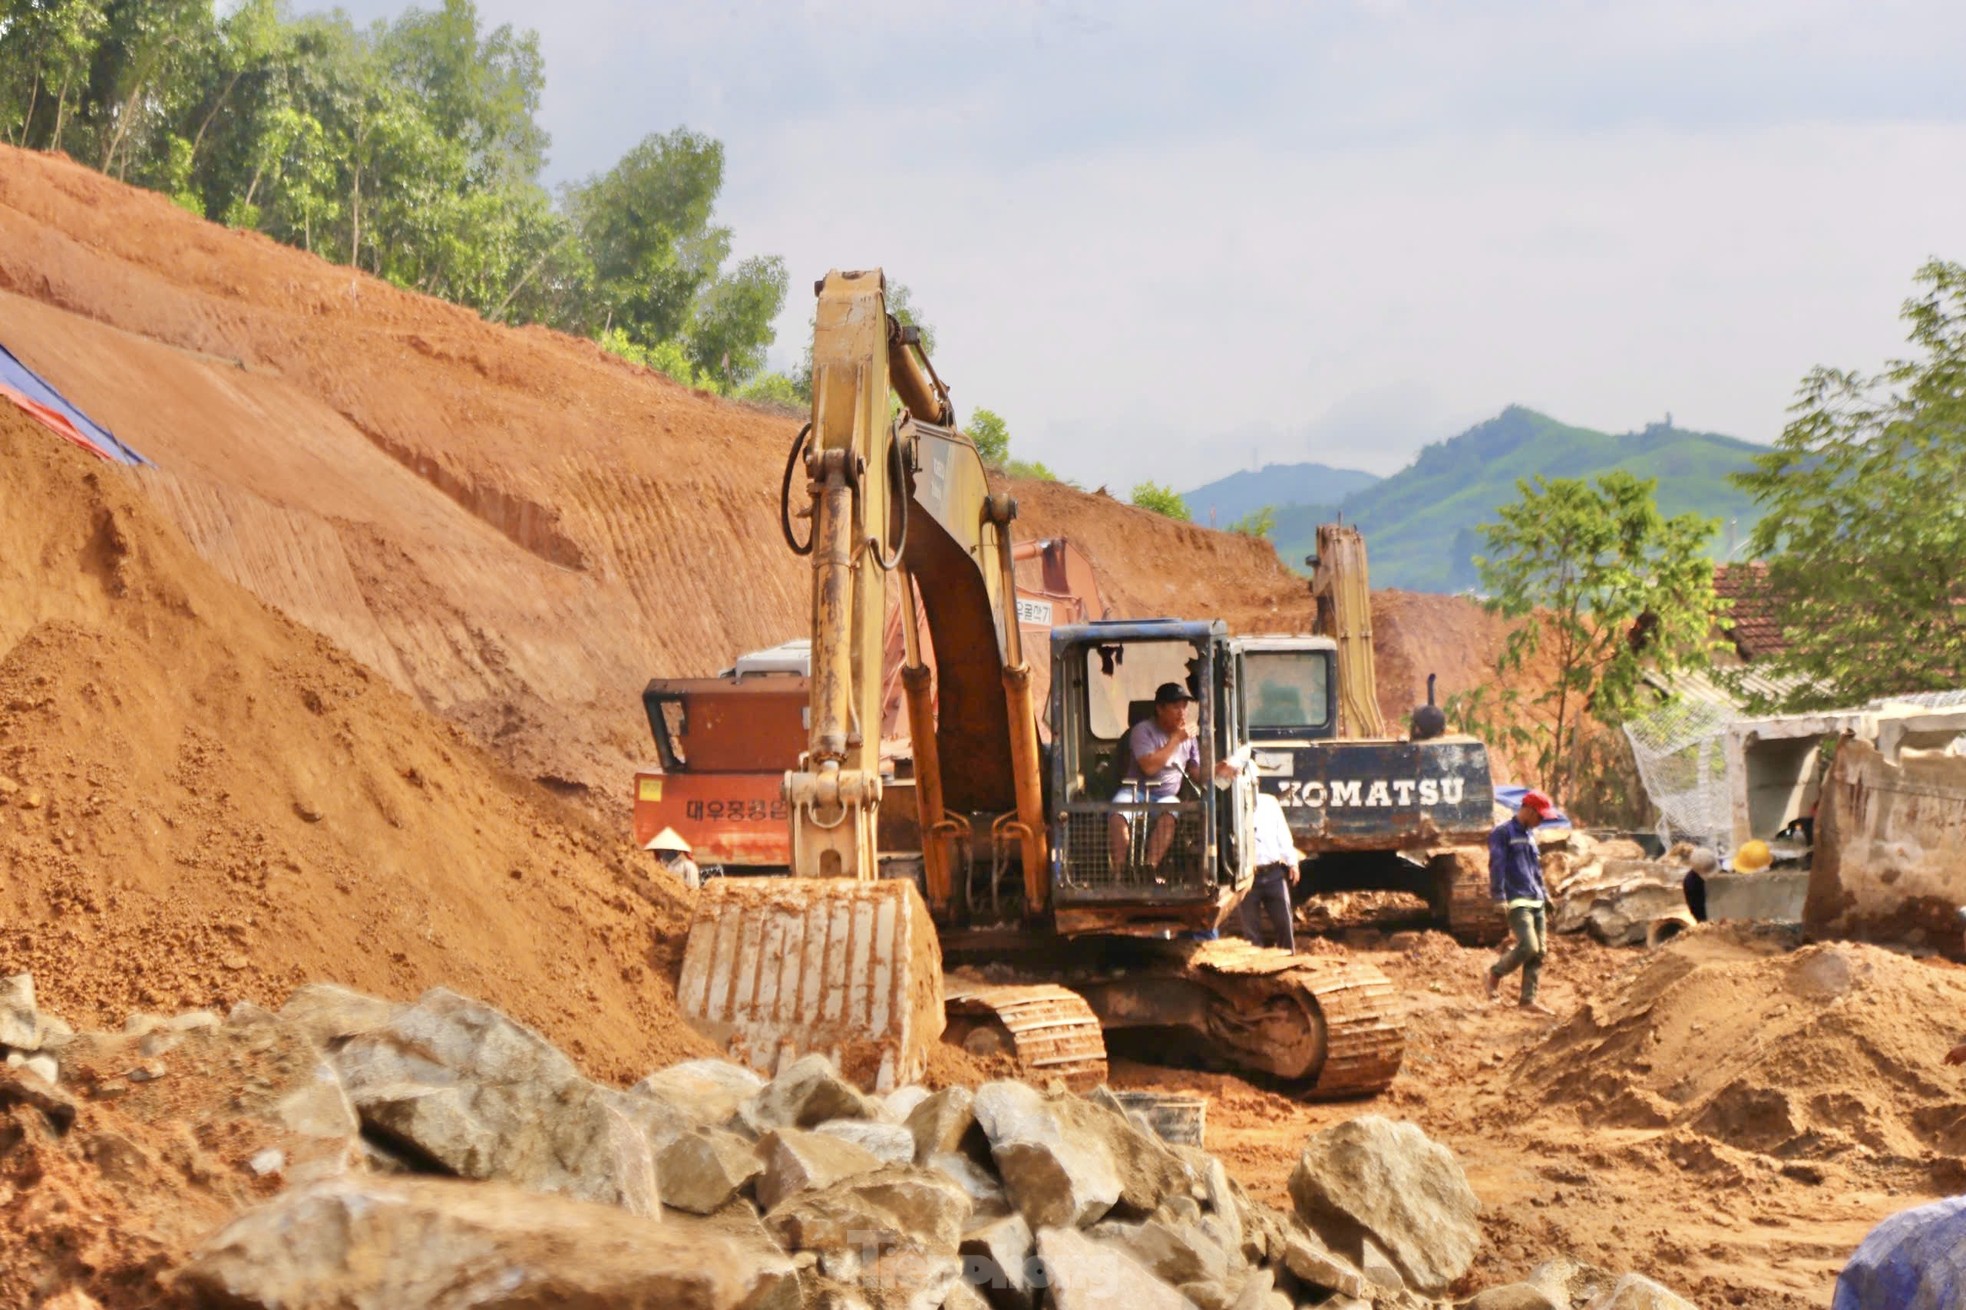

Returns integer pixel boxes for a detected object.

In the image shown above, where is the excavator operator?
[1108,682,1201,871]
[1108,682,1241,871]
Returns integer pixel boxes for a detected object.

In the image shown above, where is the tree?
[1131,481,1192,521]
[967,407,1010,465]
[0,0,109,150]
[0,0,784,392]
[886,281,933,355]
[1468,471,1717,800]
[566,127,727,345]
[686,254,787,387]
[1229,505,1276,538]
[1731,259,1966,708]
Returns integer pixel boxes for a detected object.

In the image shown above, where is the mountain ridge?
[1184,405,1769,592]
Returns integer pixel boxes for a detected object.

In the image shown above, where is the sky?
[333,0,1966,489]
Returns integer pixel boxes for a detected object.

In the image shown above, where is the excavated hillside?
[0,144,1546,815]
[0,406,715,1082]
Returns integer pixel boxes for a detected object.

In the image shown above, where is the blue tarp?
[0,342,147,465]
[1494,783,1572,827]
[1834,1196,1966,1310]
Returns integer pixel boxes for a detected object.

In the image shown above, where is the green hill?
[1181,462,1380,526]
[1245,407,1768,592]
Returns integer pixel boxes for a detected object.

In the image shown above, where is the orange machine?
[632,539,1108,869]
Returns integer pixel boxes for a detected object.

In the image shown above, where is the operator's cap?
[643,827,692,855]
[1519,789,1559,820]
[1154,681,1195,705]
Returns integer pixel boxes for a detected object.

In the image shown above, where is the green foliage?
[1469,471,1718,800]
[0,0,785,386]
[1002,458,1059,482]
[566,126,727,343]
[733,370,805,411]
[599,326,718,392]
[1732,259,1966,708]
[886,281,933,356]
[1228,505,1276,538]
[967,407,1011,465]
[1131,481,1192,521]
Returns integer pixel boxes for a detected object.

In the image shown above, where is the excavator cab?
[1046,620,1252,934]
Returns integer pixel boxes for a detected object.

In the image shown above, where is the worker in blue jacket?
[1484,789,1558,1015]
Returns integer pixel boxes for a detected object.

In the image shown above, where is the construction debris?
[1807,737,1966,955]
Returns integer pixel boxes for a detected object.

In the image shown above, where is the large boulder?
[1280,1227,1369,1300]
[907,1086,980,1162]
[1093,1216,1234,1290]
[754,1128,884,1211]
[960,1210,1037,1310]
[636,1059,766,1127]
[1052,1095,1190,1218]
[327,987,658,1215]
[658,1129,765,1214]
[279,982,401,1052]
[927,1150,1009,1213]
[1286,1116,1479,1297]
[179,1175,799,1310]
[1036,1224,1199,1310]
[765,1165,973,1255]
[743,1054,884,1131]
[972,1082,1121,1229]
[816,1118,917,1165]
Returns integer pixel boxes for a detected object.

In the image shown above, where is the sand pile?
[1494,928,1966,1181]
[0,408,716,1082]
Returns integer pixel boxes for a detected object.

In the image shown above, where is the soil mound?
[1493,928,1966,1175]
[0,408,715,1082]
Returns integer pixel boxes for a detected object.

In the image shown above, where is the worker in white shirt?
[1241,791,1304,952]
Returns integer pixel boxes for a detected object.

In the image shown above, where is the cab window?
[1244,651,1333,738]
[1083,641,1200,740]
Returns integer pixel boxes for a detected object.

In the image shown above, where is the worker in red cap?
[1485,788,1558,1014]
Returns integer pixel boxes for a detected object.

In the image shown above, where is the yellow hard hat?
[1733,839,1772,873]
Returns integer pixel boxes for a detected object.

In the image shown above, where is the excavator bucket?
[677,878,946,1091]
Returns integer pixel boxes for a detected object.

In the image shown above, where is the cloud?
[323,1,1966,486]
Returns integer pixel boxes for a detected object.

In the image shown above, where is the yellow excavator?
[675,269,1410,1096]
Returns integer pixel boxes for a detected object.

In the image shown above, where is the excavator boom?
[680,268,1045,1088]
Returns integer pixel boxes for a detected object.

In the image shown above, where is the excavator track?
[1432,848,1509,946]
[1182,939,1405,1098]
[943,979,1107,1091]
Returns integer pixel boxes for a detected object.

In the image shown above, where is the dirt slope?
[1146,924,1966,1307]
[0,407,714,1082]
[0,144,1551,814]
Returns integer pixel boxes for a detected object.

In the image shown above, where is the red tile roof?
[1714,562,1786,660]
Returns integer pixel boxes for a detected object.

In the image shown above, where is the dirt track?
[1133,922,1966,1307]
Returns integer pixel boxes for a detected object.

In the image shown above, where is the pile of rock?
[1546,836,1693,946]
[0,975,1699,1308]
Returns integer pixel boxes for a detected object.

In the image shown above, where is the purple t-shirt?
[1126,718,1199,798]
